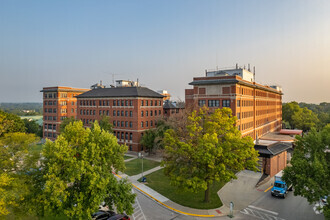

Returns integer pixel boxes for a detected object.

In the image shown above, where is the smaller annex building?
[254,129,302,177]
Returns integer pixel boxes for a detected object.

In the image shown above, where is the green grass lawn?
[124,158,160,176]
[143,169,226,209]
[124,155,133,160]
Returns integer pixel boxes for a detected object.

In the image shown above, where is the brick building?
[185,66,283,139]
[163,100,185,117]
[41,86,90,140]
[76,86,163,152]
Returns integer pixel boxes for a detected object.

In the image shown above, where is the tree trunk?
[204,182,210,203]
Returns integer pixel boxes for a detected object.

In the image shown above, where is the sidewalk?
[119,157,271,218]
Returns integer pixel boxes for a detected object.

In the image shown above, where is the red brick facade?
[185,74,282,139]
[77,96,163,152]
[41,86,90,140]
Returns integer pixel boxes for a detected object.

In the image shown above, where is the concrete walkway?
[119,157,272,217]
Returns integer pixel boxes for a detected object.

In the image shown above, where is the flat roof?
[259,132,296,142]
[76,87,164,98]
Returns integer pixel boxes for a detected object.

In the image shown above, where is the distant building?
[185,66,283,139]
[163,100,185,117]
[76,86,163,152]
[157,90,171,101]
[41,86,90,140]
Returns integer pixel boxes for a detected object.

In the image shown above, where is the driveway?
[218,170,264,211]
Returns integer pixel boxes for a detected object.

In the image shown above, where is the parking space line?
[264,186,273,192]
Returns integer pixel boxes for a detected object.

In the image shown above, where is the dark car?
[92,210,130,220]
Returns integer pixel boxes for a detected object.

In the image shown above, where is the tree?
[292,107,319,132]
[60,116,78,132]
[94,115,113,133]
[0,110,26,135]
[23,119,42,137]
[162,107,259,203]
[32,121,135,219]
[0,132,39,217]
[282,124,330,218]
[140,129,156,154]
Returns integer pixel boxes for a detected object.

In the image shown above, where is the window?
[155,110,157,116]
[125,121,128,127]
[106,101,109,106]
[129,133,132,140]
[125,100,128,106]
[121,121,124,127]
[237,100,240,107]
[130,111,133,117]
[150,111,153,116]
[141,111,144,117]
[54,109,57,113]
[99,110,102,115]
[106,110,109,116]
[151,120,153,126]
[45,108,48,113]
[146,100,149,106]
[121,100,124,106]
[222,100,230,107]
[117,111,120,116]
[121,111,124,116]
[113,100,116,106]
[146,111,148,116]
[146,121,148,127]
[208,100,220,107]
[117,100,120,106]
[150,100,153,106]
[86,109,89,115]
[113,110,116,116]
[141,100,144,106]
[125,111,128,117]
[71,109,74,113]
[130,100,133,106]
[125,132,128,140]
[198,100,206,106]
[121,132,124,139]
[117,133,120,139]
[99,100,102,106]
[141,122,144,127]
[237,112,240,119]
[159,110,161,115]
[113,121,116,126]
[117,121,120,127]
[129,121,132,127]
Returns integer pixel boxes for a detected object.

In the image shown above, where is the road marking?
[248,205,279,215]
[264,186,273,192]
[241,206,285,220]
[131,189,147,220]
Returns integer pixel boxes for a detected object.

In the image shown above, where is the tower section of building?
[76,86,164,152]
[41,86,90,140]
[185,67,282,139]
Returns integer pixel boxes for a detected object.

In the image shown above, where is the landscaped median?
[138,169,227,209]
[124,158,161,176]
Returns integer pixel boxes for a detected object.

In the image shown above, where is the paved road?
[236,190,325,220]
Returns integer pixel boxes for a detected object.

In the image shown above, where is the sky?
[0,0,329,103]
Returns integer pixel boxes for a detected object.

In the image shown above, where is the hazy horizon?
[1,0,330,103]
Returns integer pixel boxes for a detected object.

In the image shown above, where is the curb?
[113,172,218,218]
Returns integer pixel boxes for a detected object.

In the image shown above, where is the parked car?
[91,210,130,220]
[321,195,328,206]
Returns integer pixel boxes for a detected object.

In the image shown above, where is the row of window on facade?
[114,131,133,141]
[164,108,180,114]
[198,100,230,107]
[44,124,56,130]
[44,132,57,138]
[44,101,56,106]
[44,92,77,99]
[79,99,162,107]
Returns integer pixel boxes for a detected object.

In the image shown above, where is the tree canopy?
[0,110,26,135]
[283,124,330,218]
[31,121,135,219]
[162,107,259,202]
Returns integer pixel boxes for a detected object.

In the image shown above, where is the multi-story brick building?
[41,86,90,140]
[185,66,283,139]
[76,86,164,152]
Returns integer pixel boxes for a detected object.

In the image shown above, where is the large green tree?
[283,124,330,218]
[0,132,39,217]
[31,121,135,219]
[0,110,26,135]
[140,129,156,154]
[162,107,259,202]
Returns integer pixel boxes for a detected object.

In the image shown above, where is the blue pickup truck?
[271,170,292,198]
